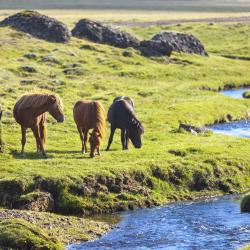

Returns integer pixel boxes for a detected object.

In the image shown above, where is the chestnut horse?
[73,100,105,158]
[13,93,64,157]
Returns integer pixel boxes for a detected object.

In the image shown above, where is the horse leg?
[97,146,101,156]
[21,126,27,157]
[106,126,116,151]
[32,125,47,158]
[121,129,126,150]
[125,130,129,150]
[77,126,84,153]
[83,129,88,153]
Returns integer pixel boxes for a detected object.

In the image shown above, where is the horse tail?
[95,101,105,140]
[40,115,47,144]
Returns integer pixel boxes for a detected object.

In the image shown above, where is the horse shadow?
[11,148,119,160]
[10,150,54,160]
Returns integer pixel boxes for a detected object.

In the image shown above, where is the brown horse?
[13,93,64,157]
[73,100,105,158]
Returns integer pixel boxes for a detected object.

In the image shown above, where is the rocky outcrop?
[0,10,71,43]
[139,40,172,57]
[150,31,208,56]
[179,123,209,135]
[72,19,140,49]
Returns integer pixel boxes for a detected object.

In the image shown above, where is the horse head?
[48,94,64,123]
[127,118,144,148]
[89,131,102,157]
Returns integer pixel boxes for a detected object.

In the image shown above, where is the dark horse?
[13,93,64,157]
[106,96,144,151]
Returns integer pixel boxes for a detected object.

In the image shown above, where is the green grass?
[0,219,63,250]
[0,21,250,215]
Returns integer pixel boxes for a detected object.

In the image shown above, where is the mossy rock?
[243,90,250,99]
[0,219,63,250]
[241,194,250,212]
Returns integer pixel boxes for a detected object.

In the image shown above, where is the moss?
[243,90,250,99]
[0,219,63,250]
[241,194,250,212]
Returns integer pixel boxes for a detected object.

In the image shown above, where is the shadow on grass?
[11,148,119,160]
[10,150,54,160]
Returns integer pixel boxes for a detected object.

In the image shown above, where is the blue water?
[209,88,250,138]
[221,88,250,99]
[69,196,250,250]
[210,120,250,138]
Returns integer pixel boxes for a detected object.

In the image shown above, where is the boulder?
[241,194,250,212]
[148,31,208,56]
[139,40,172,57]
[0,10,71,43]
[243,90,250,99]
[72,19,140,49]
[179,123,209,135]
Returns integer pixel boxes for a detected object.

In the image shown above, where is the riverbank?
[0,208,113,248]
[0,10,250,248]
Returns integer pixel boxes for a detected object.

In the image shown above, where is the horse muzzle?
[57,116,65,123]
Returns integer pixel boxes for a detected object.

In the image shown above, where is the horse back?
[108,99,134,127]
[73,101,104,131]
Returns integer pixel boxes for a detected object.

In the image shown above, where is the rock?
[41,56,60,64]
[20,66,37,73]
[72,19,140,49]
[17,192,54,212]
[139,39,172,57]
[148,31,208,56]
[241,194,250,212]
[243,90,250,99]
[179,123,209,134]
[0,10,71,43]
[23,53,37,59]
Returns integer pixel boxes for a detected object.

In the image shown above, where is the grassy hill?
[0,16,250,217]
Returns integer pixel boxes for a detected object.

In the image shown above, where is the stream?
[69,88,250,250]
[209,88,250,138]
[69,196,250,250]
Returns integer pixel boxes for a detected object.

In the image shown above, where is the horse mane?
[15,93,63,111]
[94,101,105,139]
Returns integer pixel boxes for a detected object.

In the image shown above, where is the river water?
[209,88,250,138]
[69,196,250,250]
[69,88,250,250]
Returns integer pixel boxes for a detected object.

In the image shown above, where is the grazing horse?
[106,96,144,151]
[13,93,64,157]
[73,100,105,158]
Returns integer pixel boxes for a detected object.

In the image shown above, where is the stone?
[72,19,140,49]
[151,31,208,56]
[139,39,172,57]
[0,10,71,43]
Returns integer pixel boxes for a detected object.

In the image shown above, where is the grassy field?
[1,10,250,28]
[0,11,249,218]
